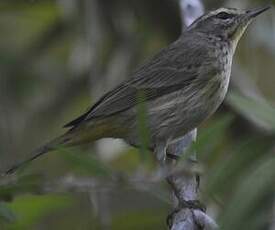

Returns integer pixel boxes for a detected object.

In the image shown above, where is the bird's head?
[188,6,271,48]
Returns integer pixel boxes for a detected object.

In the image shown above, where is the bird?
[5,6,271,174]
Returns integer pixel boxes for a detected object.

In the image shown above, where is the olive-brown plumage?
[6,6,270,174]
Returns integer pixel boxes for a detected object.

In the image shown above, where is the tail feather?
[5,134,71,175]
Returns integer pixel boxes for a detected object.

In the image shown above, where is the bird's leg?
[154,142,167,165]
[154,142,169,178]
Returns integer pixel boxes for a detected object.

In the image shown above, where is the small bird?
[6,6,270,174]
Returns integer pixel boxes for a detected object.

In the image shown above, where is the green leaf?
[220,156,275,230]
[227,91,275,132]
[0,202,16,223]
[0,174,43,201]
[196,114,234,156]
[112,210,166,230]
[7,194,72,230]
[205,136,273,197]
[136,91,151,163]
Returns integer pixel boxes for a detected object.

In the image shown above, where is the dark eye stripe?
[216,12,234,20]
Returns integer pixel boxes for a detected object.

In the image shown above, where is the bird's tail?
[5,133,72,175]
[4,119,116,175]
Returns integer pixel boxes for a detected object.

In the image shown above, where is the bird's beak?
[231,6,271,51]
[246,6,271,19]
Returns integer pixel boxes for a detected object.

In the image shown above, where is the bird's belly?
[120,73,230,147]
[148,73,230,141]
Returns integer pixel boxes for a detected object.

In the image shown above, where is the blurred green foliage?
[228,91,275,131]
[0,0,274,229]
[6,194,72,230]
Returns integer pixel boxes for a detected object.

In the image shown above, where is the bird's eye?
[216,12,234,20]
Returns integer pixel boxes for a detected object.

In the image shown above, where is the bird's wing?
[64,67,195,128]
[64,38,217,128]
[90,67,196,115]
